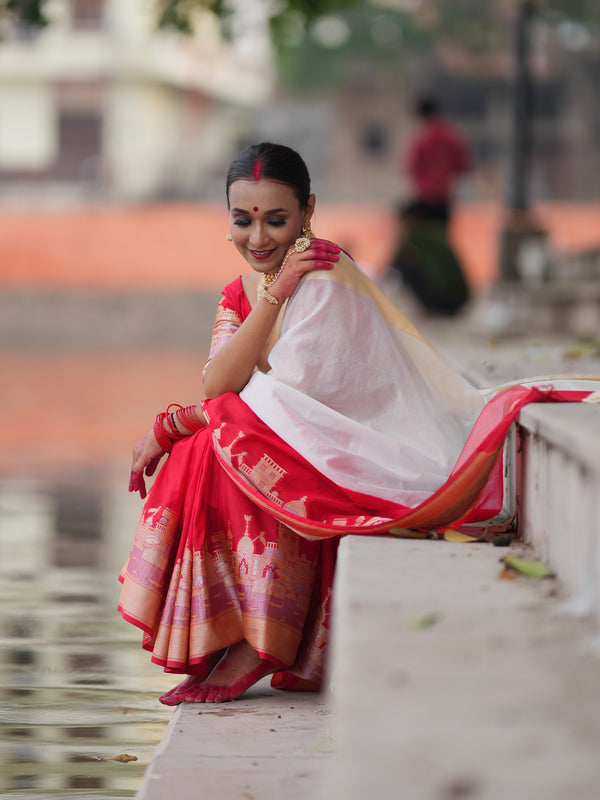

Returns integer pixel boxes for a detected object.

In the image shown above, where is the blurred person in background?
[389,94,472,315]
[404,93,472,226]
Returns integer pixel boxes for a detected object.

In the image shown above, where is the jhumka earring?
[225,233,233,241]
[293,217,314,253]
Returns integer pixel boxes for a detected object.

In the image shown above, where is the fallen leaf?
[564,345,591,360]
[563,340,600,360]
[409,612,440,629]
[501,554,554,579]
[389,527,429,539]
[98,753,138,763]
[498,567,517,580]
[486,511,517,535]
[443,529,482,543]
[313,736,335,753]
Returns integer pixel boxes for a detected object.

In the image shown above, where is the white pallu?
[240,254,485,508]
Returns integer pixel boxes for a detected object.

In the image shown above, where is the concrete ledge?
[135,679,333,800]
[517,403,600,618]
[518,403,600,475]
[327,399,600,799]
[328,536,600,800]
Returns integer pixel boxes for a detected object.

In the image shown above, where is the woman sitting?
[119,142,596,705]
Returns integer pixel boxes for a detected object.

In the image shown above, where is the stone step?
[328,535,600,800]
[517,402,600,619]
[135,681,333,800]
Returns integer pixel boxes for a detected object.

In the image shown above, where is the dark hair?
[415,94,440,118]
[226,142,311,208]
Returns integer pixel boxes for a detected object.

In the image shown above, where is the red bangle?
[163,404,185,440]
[172,404,204,434]
[166,404,204,435]
[153,404,204,454]
[153,413,173,453]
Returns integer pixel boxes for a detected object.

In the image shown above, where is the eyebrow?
[231,207,289,215]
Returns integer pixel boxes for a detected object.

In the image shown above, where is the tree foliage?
[157,1,227,35]
[1,0,49,29]
[0,0,361,33]
[3,0,600,48]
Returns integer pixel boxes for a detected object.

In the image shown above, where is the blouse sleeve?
[202,277,251,377]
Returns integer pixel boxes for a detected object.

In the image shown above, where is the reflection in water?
[0,477,173,798]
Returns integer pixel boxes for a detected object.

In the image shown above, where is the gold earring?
[302,217,314,238]
[225,233,232,241]
[293,217,314,253]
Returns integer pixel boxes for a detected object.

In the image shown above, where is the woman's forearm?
[203,298,280,398]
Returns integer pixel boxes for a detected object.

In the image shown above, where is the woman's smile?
[249,247,277,260]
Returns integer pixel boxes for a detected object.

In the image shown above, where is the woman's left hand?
[269,238,340,302]
[129,430,165,499]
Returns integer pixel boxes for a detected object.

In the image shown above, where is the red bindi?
[253,206,259,212]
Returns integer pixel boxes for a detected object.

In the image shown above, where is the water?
[0,476,174,799]
[0,298,211,799]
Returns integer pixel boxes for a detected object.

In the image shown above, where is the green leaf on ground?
[501,554,554,579]
[409,612,440,629]
[314,736,335,753]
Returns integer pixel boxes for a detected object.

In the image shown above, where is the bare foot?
[191,640,277,703]
[159,651,225,705]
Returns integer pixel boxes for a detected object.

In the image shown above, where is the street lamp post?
[499,0,549,284]
[508,0,534,212]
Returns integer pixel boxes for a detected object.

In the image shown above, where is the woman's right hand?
[129,430,165,499]
[269,238,340,302]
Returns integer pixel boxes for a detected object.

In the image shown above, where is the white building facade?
[0,0,273,202]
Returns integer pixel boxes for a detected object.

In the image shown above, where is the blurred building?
[1,3,599,206]
[0,0,273,203]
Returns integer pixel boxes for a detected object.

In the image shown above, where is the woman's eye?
[268,218,286,227]
[233,218,250,226]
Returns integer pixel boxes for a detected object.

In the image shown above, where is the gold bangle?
[257,284,279,305]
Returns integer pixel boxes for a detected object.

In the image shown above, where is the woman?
[120,143,596,705]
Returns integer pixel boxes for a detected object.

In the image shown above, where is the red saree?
[118,263,598,690]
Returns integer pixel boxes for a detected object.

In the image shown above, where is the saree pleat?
[119,427,336,684]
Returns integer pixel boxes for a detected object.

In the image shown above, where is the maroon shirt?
[404,117,471,203]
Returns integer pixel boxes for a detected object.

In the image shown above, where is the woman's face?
[228,178,314,274]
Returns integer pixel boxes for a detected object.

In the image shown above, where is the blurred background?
[1,0,599,796]
[2,0,600,206]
